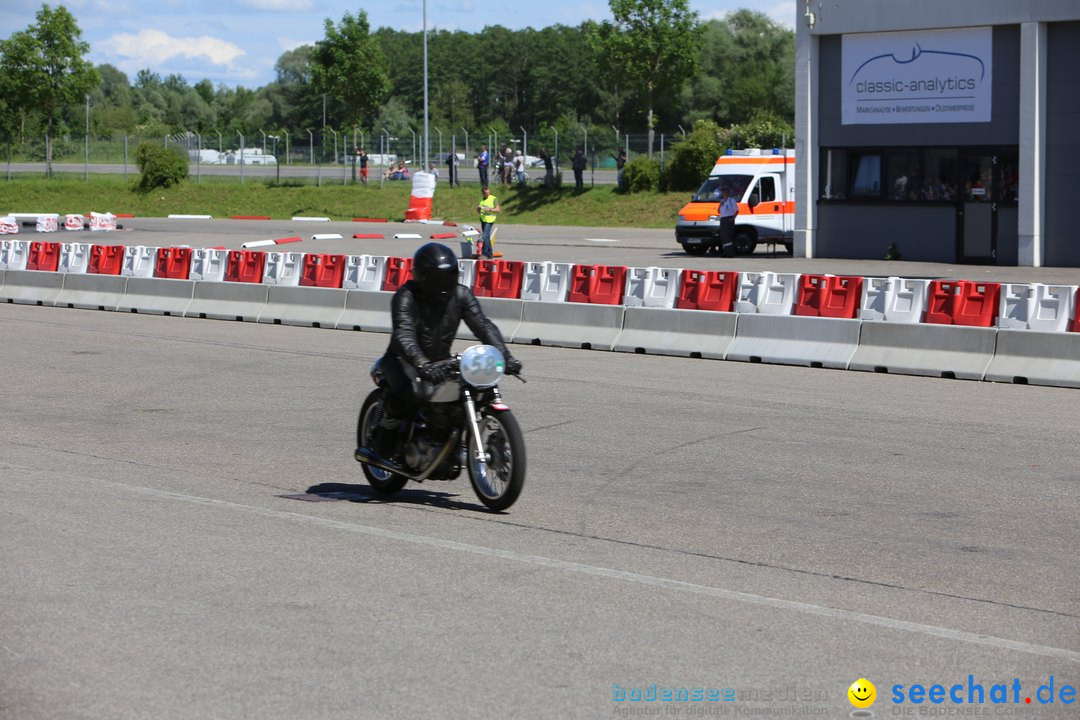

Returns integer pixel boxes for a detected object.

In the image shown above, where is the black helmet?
[412,242,459,298]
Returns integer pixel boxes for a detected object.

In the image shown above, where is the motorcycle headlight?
[459,345,504,388]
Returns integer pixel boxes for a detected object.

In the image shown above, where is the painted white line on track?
[586,238,618,243]
[17,466,1080,664]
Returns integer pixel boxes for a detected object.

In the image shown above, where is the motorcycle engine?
[403,427,444,471]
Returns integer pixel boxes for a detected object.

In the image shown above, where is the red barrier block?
[381,257,413,291]
[353,217,388,223]
[953,281,1000,327]
[793,274,829,316]
[474,260,525,299]
[430,232,457,240]
[224,250,266,283]
[353,233,385,239]
[676,270,738,312]
[567,264,627,305]
[27,241,61,271]
[154,247,192,279]
[275,236,303,244]
[1072,288,1080,332]
[925,280,1000,326]
[88,245,125,275]
[925,280,961,324]
[819,276,864,319]
[115,213,135,219]
[300,254,347,288]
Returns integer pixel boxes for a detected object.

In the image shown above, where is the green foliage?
[728,111,795,150]
[134,142,188,192]
[620,157,660,193]
[660,120,723,192]
[311,11,390,129]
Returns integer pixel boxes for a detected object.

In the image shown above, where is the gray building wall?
[817,27,1019,148]
[1044,21,1080,267]
[817,205,956,262]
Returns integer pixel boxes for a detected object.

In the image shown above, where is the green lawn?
[0,177,689,228]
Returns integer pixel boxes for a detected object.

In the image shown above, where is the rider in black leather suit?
[356,243,522,470]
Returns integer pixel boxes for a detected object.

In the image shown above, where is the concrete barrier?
[512,301,624,350]
[613,307,736,359]
[726,313,860,368]
[850,321,996,380]
[336,290,393,332]
[185,281,269,321]
[0,270,65,306]
[985,330,1080,388]
[456,297,524,342]
[258,285,347,328]
[117,277,195,316]
[54,273,127,310]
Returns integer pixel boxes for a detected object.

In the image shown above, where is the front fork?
[463,389,489,467]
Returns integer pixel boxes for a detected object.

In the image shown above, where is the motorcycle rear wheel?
[357,389,408,494]
[466,409,526,511]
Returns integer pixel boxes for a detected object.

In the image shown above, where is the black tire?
[357,389,408,494]
[466,409,526,511]
[683,243,708,256]
[734,230,757,256]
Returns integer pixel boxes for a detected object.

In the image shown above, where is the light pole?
[193,131,201,184]
[282,129,290,166]
[520,126,527,168]
[216,130,222,154]
[552,127,558,175]
[259,128,266,156]
[307,129,314,166]
[434,127,442,167]
[460,127,469,181]
[237,130,244,184]
[409,127,416,168]
[581,124,590,187]
[84,94,90,180]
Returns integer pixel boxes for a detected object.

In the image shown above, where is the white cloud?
[98,28,246,68]
[702,2,796,29]
[240,0,314,10]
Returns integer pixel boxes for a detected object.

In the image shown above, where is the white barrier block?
[167,214,212,220]
[90,212,117,231]
[393,233,422,239]
[756,272,800,315]
[643,267,682,308]
[36,215,59,233]
[190,248,228,281]
[343,255,385,291]
[522,261,572,303]
[734,271,764,313]
[262,252,305,286]
[64,214,85,231]
[883,278,930,323]
[312,233,343,241]
[122,246,158,278]
[59,243,92,273]
[292,216,331,222]
[859,277,890,320]
[458,259,477,289]
[1028,285,1076,333]
[998,283,1034,329]
[1,239,30,270]
[0,216,18,235]
[623,267,650,307]
[241,239,276,249]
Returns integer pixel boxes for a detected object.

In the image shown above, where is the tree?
[588,0,702,157]
[310,10,390,131]
[0,3,99,174]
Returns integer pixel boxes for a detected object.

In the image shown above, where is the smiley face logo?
[848,679,876,708]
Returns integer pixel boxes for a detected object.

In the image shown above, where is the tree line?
[0,1,794,156]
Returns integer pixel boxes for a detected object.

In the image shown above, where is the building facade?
[794,1,1080,266]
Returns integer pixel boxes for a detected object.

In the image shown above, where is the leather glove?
[505,356,523,376]
[418,362,452,385]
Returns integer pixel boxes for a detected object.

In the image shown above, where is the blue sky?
[1,1,796,88]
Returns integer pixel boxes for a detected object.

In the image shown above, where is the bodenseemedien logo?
[849,678,876,718]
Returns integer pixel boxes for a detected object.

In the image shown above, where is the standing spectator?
[428,162,440,181]
[476,186,501,259]
[502,145,514,186]
[357,147,369,185]
[446,151,457,186]
[616,148,627,189]
[514,151,526,185]
[572,147,586,191]
[539,147,553,187]
[477,144,490,187]
[718,185,739,257]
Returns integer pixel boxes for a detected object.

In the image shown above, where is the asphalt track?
[2,220,1079,718]
[2,297,1079,718]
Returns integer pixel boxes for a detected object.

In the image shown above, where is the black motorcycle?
[355,345,526,511]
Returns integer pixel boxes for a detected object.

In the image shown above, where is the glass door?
[957,152,998,263]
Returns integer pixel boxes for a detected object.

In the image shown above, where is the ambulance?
[674,148,795,256]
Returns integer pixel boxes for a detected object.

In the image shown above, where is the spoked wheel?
[357,389,408,494]
[466,409,526,511]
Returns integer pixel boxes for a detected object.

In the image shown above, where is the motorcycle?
[355,345,526,511]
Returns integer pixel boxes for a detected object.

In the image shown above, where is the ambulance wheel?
[734,231,756,256]
[683,244,707,256]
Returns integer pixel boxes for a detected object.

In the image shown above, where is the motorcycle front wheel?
[357,388,408,494]
[466,409,526,511]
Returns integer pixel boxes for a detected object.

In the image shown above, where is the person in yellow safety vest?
[476,185,501,259]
